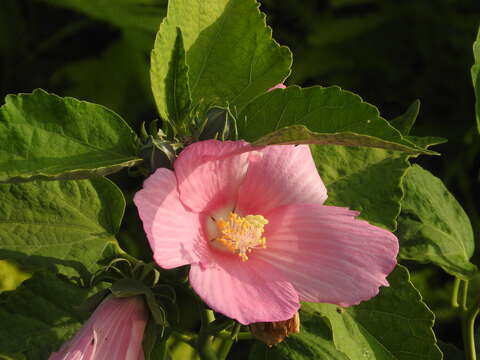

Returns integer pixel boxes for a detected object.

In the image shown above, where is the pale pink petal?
[256,204,398,306]
[237,145,327,215]
[134,168,209,268]
[189,253,300,325]
[174,140,252,217]
[267,83,287,91]
[94,297,148,360]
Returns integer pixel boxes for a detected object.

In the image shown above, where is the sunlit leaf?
[238,86,433,153]
[317,265,442,360]
[151,26,192,132]
[397,165,477,279]
[0,260,31,292]
[0,177,124,278]
[151,0,292,122]
[0,89,142,183]
[311,145,408,231]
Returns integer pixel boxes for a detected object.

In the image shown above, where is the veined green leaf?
[238,86,433,154]
[397,165,477,279]
[0,177,125,278]
[0,89,142,183]
[151,26,192,132]
[311,145,409,231]
[151,0,292,123]
[317,265,442,360]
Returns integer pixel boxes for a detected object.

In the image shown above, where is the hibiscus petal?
[94,297,148,360]
[237,145,327,215]
[257,204,398,306]
[174,140,252,218]
[134,168,208,268]
[189,254,300,325]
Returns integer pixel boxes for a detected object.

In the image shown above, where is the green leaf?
[151,26,192,132]
[0,271,99,359]
[0,177,125,278]
[390,99,420,135]
[249,304,349,360]
[0,260,31,292]
[317,265,442,360]
[151,0,292,119]
[397,165,477,279]
[43,0,167,32]
[0,89,142,183]
[472,26,480,133]
[405,136,447,150]
[311,145,409,231]
[238,86,433,154]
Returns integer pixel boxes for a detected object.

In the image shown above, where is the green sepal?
[110,278,168,327]
[74,288,110,314]
[198,107,238,141]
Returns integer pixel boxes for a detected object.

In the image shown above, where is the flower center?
[212,212,268,261]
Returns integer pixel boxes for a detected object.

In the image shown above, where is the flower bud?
[249,312,300,346]
[49,295,148,360]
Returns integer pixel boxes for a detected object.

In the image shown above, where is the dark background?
[1,0,479,353]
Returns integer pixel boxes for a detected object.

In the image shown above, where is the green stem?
[217,337,234,360]
[172,331,197,348]
[451,277,461,308]
[462,298,480,360]
[207,318,234,335]
[157,339,169,360]
[462,280,470,311]
[196,302,217,360]
[217,330,253,341]
[457,279,479,360]
[114,243,141,265]
[230,322,241,339]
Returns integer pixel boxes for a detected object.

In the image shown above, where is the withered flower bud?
[249,312,300,346]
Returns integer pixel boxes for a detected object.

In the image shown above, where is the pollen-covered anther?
[213,212,268,261]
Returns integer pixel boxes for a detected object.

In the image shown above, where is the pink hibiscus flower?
[134,140,398,325]
[49,295,148,360]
